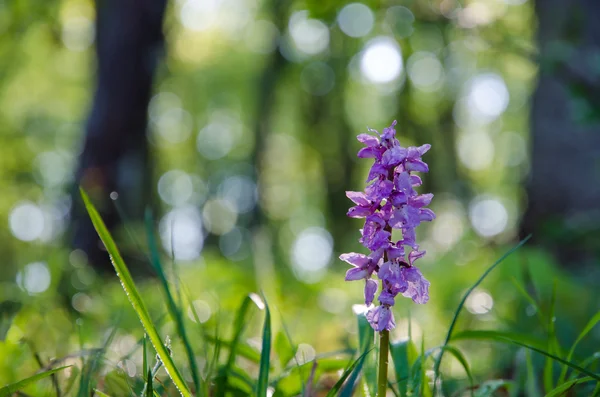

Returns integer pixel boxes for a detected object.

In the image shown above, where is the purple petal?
[345,267,368,281]
[387,245,405,260]
[406,147,421,159]
[405,159,429,173]
[377,261,393,280]
[365,179,394,203]
[394,172,416,195]
[417,144,431,156]
[346,191,370,206]
[400,227,417,249]
[339,252,370,267]
[357,133,380,147]
[388,210,404,229]
[347,205,373,218]
[379,201,393,221]
[367,163,387,182]
[364,279,378,305]
[380,121,398,141]
[369,248,385,265]
[408,249,426,265]
[381,146,407,167]
[419,208,436,222]
[362,229,391,251]
[400,267,430,304]
[390,191,408,207]
[389,206,420,229]
[379,290,395,306]
[410,175,423,186]
[357,147,382,159]
[367,306,395,331]
[410,193,434,208]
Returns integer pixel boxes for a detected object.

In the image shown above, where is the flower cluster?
[340,121,434,331]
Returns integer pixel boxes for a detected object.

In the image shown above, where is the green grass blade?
[255,297,272,396]
[326,349,372,397]
[420,335,432,397]
[525,349,541,397]
[93,390,112,397]
[215,295,255,397]
[466,335,600,382]
[78,322,118,397]
[442,345,474,395]
[145,369,154,397]
[205,335,261,363]
[545,376,594,397]
[357,313,376,396]
[145,210,202,394]
[510,278,545,326]
[339,354,367,397]
[80,189,191,397]
[390,340,418,396]
[570,353,600,380]
[451,330,547,350]
[0,366,71,397]
[278,313,305,395]
[143,335,148,382]
[0,300,21,341]
[433,235,532,395]
[543,281,559,392]
[559,311,600,384]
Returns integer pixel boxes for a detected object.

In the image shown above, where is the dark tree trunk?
[523,0,600,266]
[70,0,167,272]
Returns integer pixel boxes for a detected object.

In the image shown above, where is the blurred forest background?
[1,0,600,393]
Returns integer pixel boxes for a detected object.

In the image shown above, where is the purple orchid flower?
[341,121,435,331]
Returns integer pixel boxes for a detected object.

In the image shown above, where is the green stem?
[378,329,390,396]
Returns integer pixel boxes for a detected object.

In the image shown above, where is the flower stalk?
[377,329,390,396]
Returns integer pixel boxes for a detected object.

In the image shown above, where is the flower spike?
[341,121,435,331]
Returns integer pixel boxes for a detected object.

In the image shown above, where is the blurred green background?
[1,0,600,395]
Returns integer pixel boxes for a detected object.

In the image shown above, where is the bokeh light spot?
[294,343,316,365]
[466,289,494,314]
[16,262,51,295]
[197,117,240,160]
[467,73,509,122]
[218,175,257,214]
[469,197,508,237]
[158,170,194,206]
[457,132,495,170]
[360,37,403,84]
[291,227,332,283]
[160,206,204,261]
[202,199,237,235]
[337,3,375,38]
[187,300,212,323]
[62,16,94,51]
[9,202,45,242]
[289,11,329,55]
[407,52,444,91]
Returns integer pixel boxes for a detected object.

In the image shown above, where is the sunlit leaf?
[80,189,191,397]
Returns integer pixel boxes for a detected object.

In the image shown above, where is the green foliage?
[80,189,191,397]
[390,339,418,396]
[145,210,202,393]
[256,297,272,396]
[3,204,600,397]
[0,366,70,397]
[433,235,532,394]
